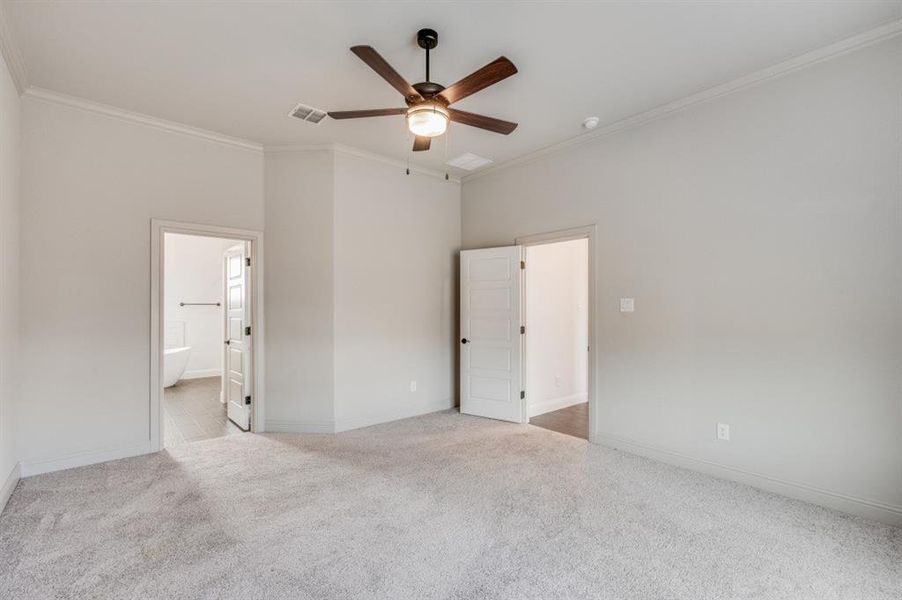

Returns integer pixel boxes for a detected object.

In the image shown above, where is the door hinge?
[245,326,251,336]
[520,390,525,400]
[520,325,525,334]
[520,260,526,270]
[244,395,252,405]
[245,257,251,267]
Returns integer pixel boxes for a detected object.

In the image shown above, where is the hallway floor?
[163,376,243,447]
[530,401,589,440]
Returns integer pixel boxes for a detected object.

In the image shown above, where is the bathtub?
[163,346,192,388]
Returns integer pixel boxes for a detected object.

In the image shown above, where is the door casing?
[150,219,266,452]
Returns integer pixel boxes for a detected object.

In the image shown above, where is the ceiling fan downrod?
[417,28,438,83]
[413,28,445,97]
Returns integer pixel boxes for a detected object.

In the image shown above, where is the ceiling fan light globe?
[407,104,449,137]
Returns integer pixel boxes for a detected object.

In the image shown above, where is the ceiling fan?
[328,28,518,152]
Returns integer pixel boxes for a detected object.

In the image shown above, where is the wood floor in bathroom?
[163,376,244,447]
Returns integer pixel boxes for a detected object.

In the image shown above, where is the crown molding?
[23,87,264,153]
[265,142,462,184]
[464,17,902,184]
[0,1,28,93]
[18,86,456,181]
[263,143,334,154]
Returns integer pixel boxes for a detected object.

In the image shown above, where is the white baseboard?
[181,368,222,380]
[20,442,153,477]
[334,398,454,433]
[0,462,20,514]
[529,393,587,418]
[264,398,454,434]
[264,419,334,434]
[594,431,902,528]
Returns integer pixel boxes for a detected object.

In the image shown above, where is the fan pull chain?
[405,126,411,176]
[444,126,450,181]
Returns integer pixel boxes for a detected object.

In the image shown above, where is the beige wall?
[19,96,264,473]
[0,50,20,491]
[263,150,336,431]
[333,153,460,430]
[462,38,902,523]
[264,149,461,432]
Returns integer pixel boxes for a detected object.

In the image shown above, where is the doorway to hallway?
[523,238,589,440]
[459,226,596,441]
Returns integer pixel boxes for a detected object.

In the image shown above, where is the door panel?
[470,288,511,310]
[469,376,511,401]
[469,257,511,280]
[224,243,252,431]
[460,246,524,423]
[229,317,242,341]
[470,317,512,341]
[228,347,242,373]
[469,347,511,371]
[228,284,242,309]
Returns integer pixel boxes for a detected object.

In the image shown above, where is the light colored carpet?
[1,410,899,599]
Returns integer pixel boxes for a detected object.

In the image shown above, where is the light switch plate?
[620,298,635,313]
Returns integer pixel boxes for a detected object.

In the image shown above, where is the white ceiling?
[10,1,902,174]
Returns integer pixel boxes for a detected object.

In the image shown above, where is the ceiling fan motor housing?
[411,81,445,100]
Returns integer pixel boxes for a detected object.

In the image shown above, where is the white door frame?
[150,219,266,452]
[515,225,597,442]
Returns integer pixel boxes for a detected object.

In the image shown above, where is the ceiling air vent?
[290,103,327,124]
[447,153,493,171]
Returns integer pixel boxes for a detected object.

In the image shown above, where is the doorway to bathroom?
[150,220,265,452]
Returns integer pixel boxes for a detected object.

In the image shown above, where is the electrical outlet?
[620,298,635,313]
[409,380,417,392]
[717,423,730,441]
[554,375,561,387]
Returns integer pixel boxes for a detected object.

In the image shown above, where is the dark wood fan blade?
[448,108,518,134]
[328,108,407,119]
[351,46,422,101]
[439,56,517,105]
[412,136,431,152]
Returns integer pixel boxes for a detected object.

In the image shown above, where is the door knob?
[461,338,469,344]
[224,340,230,345]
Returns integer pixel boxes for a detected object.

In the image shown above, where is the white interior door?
[224,243,252,430]
[460,246,525,423]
